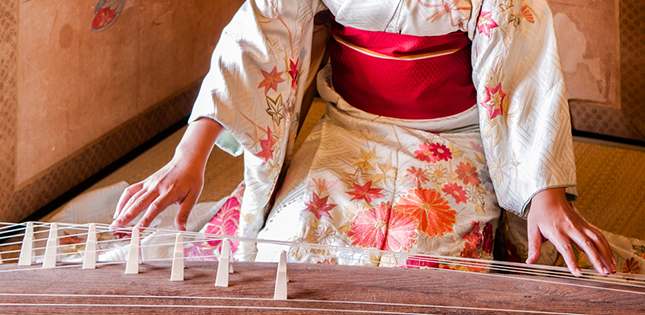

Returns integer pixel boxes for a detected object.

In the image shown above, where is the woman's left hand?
[526,188,616,277]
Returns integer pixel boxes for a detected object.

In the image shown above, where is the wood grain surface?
[0,261,643,314]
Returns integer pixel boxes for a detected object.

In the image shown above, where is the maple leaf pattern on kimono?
[266,94,285,125]
[346,180,385,203]
[305,192,336,220]
[257,127,275,165]
[258,66,285,94]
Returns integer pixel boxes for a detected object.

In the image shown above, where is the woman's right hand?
[110,118,224,231]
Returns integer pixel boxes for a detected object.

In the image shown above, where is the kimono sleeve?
[189,0,327,259]
[471,0,577,217]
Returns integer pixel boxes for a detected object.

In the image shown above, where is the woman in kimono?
[110,0,616,276]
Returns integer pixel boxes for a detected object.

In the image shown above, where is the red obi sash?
[327,20,477,119]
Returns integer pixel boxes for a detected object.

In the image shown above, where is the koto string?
[0,293,588,314]
[1,221,644,295]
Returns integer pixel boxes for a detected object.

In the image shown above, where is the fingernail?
[612,257,617,265]
[602,267,609,275]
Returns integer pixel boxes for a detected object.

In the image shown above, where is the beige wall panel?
[0,0,245,222]
[16,0,237,186]
[550,0,618,107]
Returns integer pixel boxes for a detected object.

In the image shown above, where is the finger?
[174,193,198,231]
[526,219,542,264]
[585,228,616,273]
[116,188,148,223]
[134,192,178,229]
[570,230,609,276]
[112,190,159,229]
[550,234,582,277]
[114,183,143,220]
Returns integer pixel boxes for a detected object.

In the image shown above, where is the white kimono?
[189,0,578,263]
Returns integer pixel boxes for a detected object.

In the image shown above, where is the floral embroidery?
[305,223,338,247]
[406,166,430,186]
[258,66,285,94]
[477,11,498,37]
[462,221,482,246]
[429,143,452,161]
[304,192,336,220]
[442,183,468,204]
[414,143,439,163]
[204,196,241,252]
[257,127,275,165]
[623,257,641,275]
[395,187,457,237]
[348,203,389,248]
[455,162,481,186]
[482,82,506,119]
[346,180,385,204]
[460,240,480,259]
[428,164,450,184]
[385,209,418,251]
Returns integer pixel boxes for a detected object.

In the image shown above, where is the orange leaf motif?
[258,66,285,94]
[521,5,535,23]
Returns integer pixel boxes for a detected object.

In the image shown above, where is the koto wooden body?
[0,261,643,314]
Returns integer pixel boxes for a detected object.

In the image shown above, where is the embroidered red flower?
[258,66,285,94]
[477,11,498,37]
[460,240,480,259]
[414,143,439,163]
[288,58,299,88]
[462,221,482,247]
[346,180,385,204]
[623,257,641,275]
[482,82,506,119]
[348,202,390,249]
[395,188,457,237]
[405,166,430,186]
[442,183,468,204]
[455,162,481,186]
[385,210,418,252]
[257,127,275,165]
[304,192,336,220]
[429,143,452,161]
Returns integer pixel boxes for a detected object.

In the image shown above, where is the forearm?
[173,117,225,169]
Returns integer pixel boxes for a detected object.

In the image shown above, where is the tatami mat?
[51,99,644,240]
